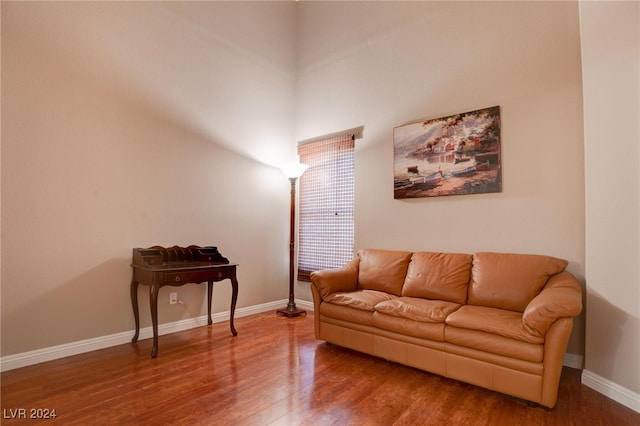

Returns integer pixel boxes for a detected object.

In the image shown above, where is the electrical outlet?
[169,292,178,304]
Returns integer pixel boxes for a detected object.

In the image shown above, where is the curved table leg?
[150,283,159,358]
[207,281,213,326]
[131,279,140,342]
[230,276,238,336]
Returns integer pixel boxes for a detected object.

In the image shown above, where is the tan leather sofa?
[310,249,583,408]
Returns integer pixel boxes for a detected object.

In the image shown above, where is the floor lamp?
[277,162,309,318]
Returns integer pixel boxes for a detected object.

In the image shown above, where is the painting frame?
[393,106,502,199]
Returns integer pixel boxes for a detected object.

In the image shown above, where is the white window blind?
[297,133,355,281]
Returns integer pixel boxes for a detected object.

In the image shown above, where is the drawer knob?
[175,276,181,282]
[218,272,223,278]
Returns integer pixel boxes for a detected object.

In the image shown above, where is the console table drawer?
[210,268,234,281]
[165,271,209,284]
[164,268,232,284]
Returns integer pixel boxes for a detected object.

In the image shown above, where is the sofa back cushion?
[357,249,412,296]
[468,252,568,312]
[402,252,472,304]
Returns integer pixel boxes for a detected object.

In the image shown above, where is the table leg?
[131,279,140,342]
[230,276,238,336]
[207,281,213,326]
[150,283,159,358]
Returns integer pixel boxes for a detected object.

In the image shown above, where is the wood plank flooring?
[1,312,639,425]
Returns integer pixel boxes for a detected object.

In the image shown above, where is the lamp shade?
[279,162,309,179]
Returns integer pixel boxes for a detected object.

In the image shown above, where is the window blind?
[297,133,355,282]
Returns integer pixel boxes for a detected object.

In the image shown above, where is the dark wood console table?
[130,245,238,358]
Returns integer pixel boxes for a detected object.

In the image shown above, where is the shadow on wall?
[586,288,640,387]
[1,257,207,356]
[565,263,586,363]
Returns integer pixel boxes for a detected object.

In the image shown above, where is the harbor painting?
[394,106,502,199]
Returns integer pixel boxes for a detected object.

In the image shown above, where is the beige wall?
[295,2,585,356]
[580,1,640,396]
[1,2,297,355]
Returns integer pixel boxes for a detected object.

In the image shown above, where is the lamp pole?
[277,163,308,318]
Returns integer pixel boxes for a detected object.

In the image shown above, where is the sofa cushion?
[445,327,544,363]
[375,297,461,323]
[445,305,543,344]
[372,312,447,341]
[357,249,412,296]
[320,302,376,326]
[324,290,396,312]
[468,252,568,312]
[402,252,472,304]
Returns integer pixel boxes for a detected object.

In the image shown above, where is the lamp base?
[276,306,307,318]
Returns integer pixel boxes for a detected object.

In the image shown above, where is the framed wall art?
[393,106,501,199]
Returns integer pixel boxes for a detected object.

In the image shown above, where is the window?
[297,133,355,281]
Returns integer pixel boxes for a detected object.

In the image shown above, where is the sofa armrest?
[522,271,583,337]
[310,258,359,300]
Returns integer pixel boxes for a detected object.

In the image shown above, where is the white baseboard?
[582,369,640,414]
[1,299,301,372]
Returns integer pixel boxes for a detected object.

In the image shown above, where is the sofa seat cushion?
[402,252,473,304]
[374,297,461,323]
[468,252,568,312]
[373,312,446,341]
[445,305,543,344]
[324,290,396,312]
[445,327,544,363]
[320,302,376,326]
[357,249,413,296]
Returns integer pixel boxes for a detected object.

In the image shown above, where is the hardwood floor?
[2,312,638,425]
